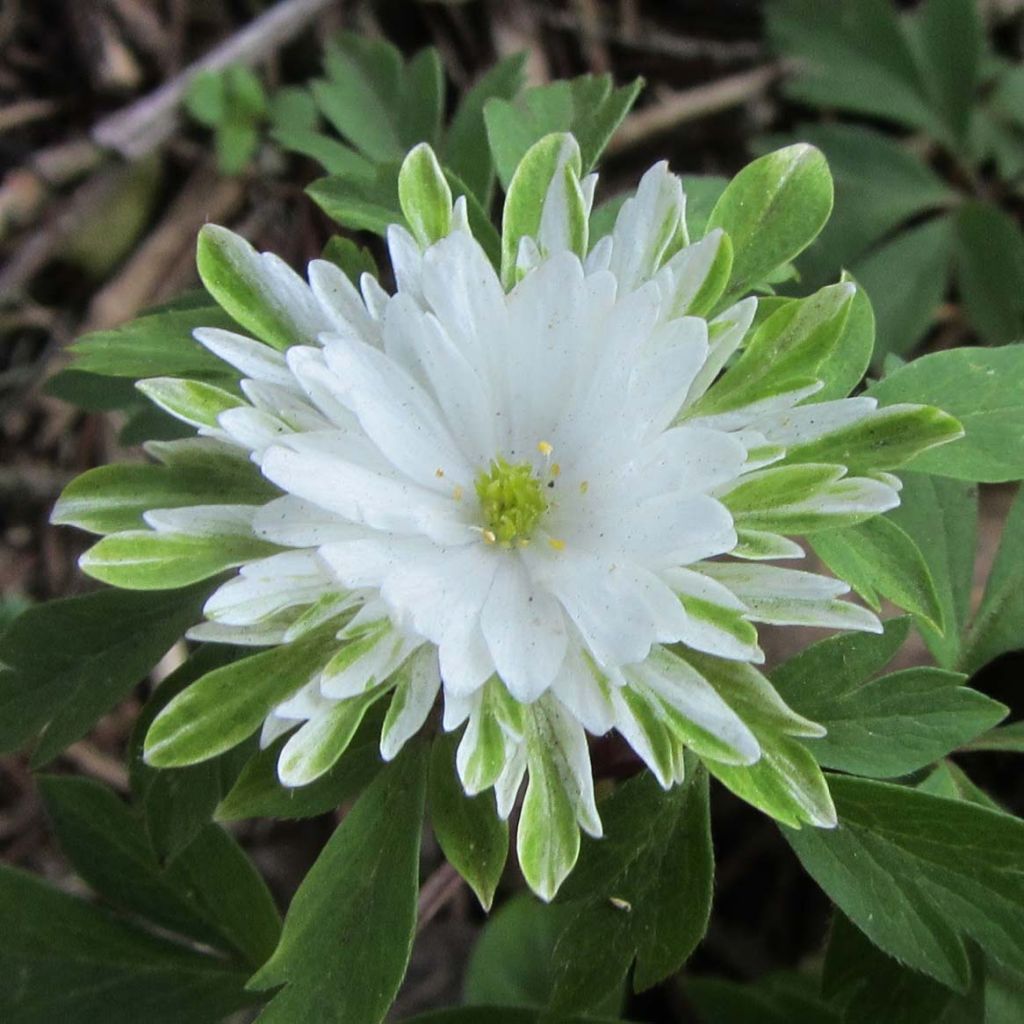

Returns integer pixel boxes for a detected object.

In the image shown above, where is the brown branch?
[417,861,464,933]
[608,64,785,155]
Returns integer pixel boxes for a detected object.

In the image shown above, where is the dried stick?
[92,0,337,159]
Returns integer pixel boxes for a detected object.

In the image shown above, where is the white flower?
[73,137,960,899]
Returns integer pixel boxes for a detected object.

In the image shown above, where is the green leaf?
[53,461,278,535]
[306,163,404,236]
[500,132,584,287]
[136,375,244,430]
[67,307,239,379]
[144,629,335,768]
[963,486,1024,674]
[397,47,444,149]
[39,775,280,969]
[681,175,728,239]
[766,0,941,137]
[910,0,983,146]
[918,761,1000,810]
[788,124,955,292]
[814,275,875,401]
[0,864,256,1024]
[954,200,1024,345]
[772,619,1006,777]
[398,143,452,247]
[463,895,576,1009]
[962,720,1024,754]
[445,54,528,204]
[784,775,1024,990]
[810,516,944,629]
[782,403,962,475]
[184,70,225,126]
[320,235,378,282]
[866,345,1024,481]
[196,224,315,350]
[0,584,209,764]
[549,764,712,1011]
[695,283,852,415]
[428,733,508,910]
[80,530,278,590]
[886,472,977,669]
[823,912,954,1024]
[856,215,953,363]
[214,119,259,175]
[401,1011,624,1024]
[706,144,833,300]
[484,75,642,188]
[215,717,383,822]
[313,34,405,162]
[688,973,838,1024]
[248,743,428,1023]
[129,645,251,859]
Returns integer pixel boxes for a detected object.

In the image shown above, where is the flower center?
[475,457,547,546]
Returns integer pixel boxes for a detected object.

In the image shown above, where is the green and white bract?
[61,135,962,900]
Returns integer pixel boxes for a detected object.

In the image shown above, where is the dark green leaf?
[428,733,508,910]
[215,710,384,822]
[445,54,528,204]
[954,201,1024,345]
[810,516,944,629]
[886,473,977,669]
[306,163,404,236]
[688,973,838,1024]
[784,775,1024,990]
[0,584,209,764]
[823,912,954,1024]
[772,620,1006,777]
[550,763,713,1010]
[963,486,1024,674]
[397,48,445,149]
[248,743,428,1023]
[0,864,257,1023]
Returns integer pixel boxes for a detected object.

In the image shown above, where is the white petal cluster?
[138,152,910,896]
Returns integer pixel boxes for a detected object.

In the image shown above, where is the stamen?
[548,537,566,552]
[435,467,445,478]
[452,485,464,501]
[537,440,553,456]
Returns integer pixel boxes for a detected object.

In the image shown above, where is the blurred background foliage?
[3,2,1024,1022]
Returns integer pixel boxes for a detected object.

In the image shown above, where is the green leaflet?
[137,376,244,430]
[306,162,404,237]
[772,619,1007,778]
[500,132,586,287]
[0,864,256,1024]
[866,345,1024,482]
[782,404,962,474]
[80,530,279,590]
[215,708,385,822]
[144,629,336,767]
[549,763,713,1008]
[67,306,238,380]
[694,282,853,415]
[963,485,1024,674]
[484,75,642,188]
[706,143,834,301]
[52,461,278,535]
[444,53,528,205]
[429,733,509,911]
[810,516,944,629]
[784,775,1024,991]
[397,143,452,247]
[0,584,211,765]
[39,775,280,969]
[248,743,427,1024]
[196,225,310,350]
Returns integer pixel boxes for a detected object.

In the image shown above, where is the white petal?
[193,328,299,390]
[253,496,368,548]
[143,504,257,536]
[308,258,379,345]
[751,397,879,446]
[380,646,441,760]
[480,559,568,702]
[654,229,727,318]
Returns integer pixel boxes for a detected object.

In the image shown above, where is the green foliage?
[0,585,209,764]
[867,346,1024,482]
[429,733,508,911]
[786,775,1024,990]
[766,0,1024,353]
[248,743,428,1023]
[772,620,1006,777]
[185,66,267,174]
[0,864,258,1024]
[549,764,713,1010]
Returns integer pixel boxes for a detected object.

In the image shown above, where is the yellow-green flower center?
[475,457,547,546]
